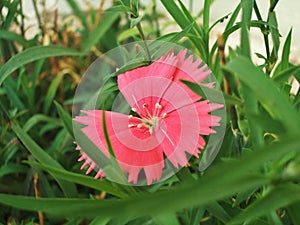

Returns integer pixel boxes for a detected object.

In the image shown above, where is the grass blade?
[28,162,127,198]
[0,30,35,47]
[229,184,300,225]
[54,101,74,138]
[0,45,82,86]
[43,73,64,114]
[80,11,120,53]
[1,137,300,219]
[224,56,300,134]
[23,114,61,132]
[11,123,77,197]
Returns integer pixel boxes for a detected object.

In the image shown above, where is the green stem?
[152,0,160,37]
[136,22,151,62]
[31,0,44,36]
[203,0,210,61]
[203,0,210,33]
[19,0,25,38]
[269,0,279,12]
[253,1,270,59]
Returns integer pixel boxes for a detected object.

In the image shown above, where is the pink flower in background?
[74,49,223,185]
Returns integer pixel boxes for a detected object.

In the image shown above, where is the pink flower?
[74,49,223,185]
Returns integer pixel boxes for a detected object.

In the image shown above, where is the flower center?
[128,102,167,135]
[141,116,159,134]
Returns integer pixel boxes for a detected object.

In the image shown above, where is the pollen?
[155,103,162,109]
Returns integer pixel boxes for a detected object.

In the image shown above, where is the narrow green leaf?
[224,56,300,135]
[43,73,64,113]
[1,0,19,29]
[110,61,149,77]
[189,207,205,225]
[206,202,232,223]
[81,11,120,53]
[130,16,143,28]
[177,0,202,36]
[181,80,243,105]
[268,211,284,225]
[160,0,205,58]
[23,114,61,132]
[0,45,82,86]
[156,24,193,43]
[118,27,139,42]
[273,65,300,85]
[54,101,74,138]
[0,30,35,47]
[209,13,231,32]
[229,184,300,225]
[66,0,89,32]
[287,203,300,225]
[179,79,225,104]
[106,5,132,14]
[209,3,241,64]
[240,0,254,58]
[280,28,292,71]
[160,0,190,29]
[27,162,127,198]
[268,11,280,59]
[3,80,25,110]
[10,123,77,197]
[0,163,28,177]
[203,0,210,34]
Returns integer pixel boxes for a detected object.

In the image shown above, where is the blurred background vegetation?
[0,0,300,224]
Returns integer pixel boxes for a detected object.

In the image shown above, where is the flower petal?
[74,110,166,184]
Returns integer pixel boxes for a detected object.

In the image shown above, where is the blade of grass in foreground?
[0,137,299,219]
[27,162,127,198]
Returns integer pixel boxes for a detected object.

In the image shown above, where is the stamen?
[162,112,167,118]
[128,124,135,128]
[131,107,137,112]
[142,103,152,118]
[155,103,162,109]
[137,123,143,129]
[128,115,133,118]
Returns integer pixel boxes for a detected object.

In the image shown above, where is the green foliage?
[0,0,299,224]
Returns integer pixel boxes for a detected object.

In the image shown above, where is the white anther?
[142,103,147,108]
[128,115,133,118]
[128,124,135,128]
[137,124,142,129]
[162,113,167,118]
[155,103,162,109]
[131,107,137,112]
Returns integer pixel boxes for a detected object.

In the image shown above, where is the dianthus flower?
[74,49,223,185]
